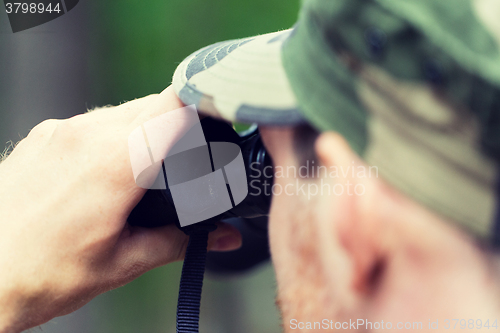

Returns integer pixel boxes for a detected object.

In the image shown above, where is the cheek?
[268,177,341,322]
[268,176,298,272]
[267,175,319,283]
[268,174,297,239]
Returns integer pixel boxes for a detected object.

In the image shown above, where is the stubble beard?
[272,198,350,332]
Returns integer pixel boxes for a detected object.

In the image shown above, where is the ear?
[314,132,385,296]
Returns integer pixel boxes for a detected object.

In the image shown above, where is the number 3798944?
[5,2,61,14]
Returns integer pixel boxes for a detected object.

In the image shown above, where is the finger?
[111,222,242,282]
[79,94,159,130]
[85,87,184,130]
[208,222,243,252]
[130,86,185,127]
[109,94,160,121]
[126,86,201,190]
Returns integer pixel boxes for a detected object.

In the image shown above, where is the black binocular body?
[128,117,274,273]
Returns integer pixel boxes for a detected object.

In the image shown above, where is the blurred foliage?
[92,263,183,332]
[88,0,299,107]
[87,0,299,332]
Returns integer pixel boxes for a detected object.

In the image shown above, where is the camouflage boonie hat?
[172,0,500,244]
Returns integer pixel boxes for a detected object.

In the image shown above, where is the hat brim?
[172,29,305,126]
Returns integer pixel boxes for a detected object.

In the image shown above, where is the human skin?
[1,86,499,333]
[259,126,500,332]
[0,87,242,333]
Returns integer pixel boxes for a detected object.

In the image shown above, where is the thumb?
[111,222,242,283]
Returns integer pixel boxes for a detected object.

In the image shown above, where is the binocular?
[128,117,274,273]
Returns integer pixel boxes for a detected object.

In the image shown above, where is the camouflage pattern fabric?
[282,0,500,241]
[172,0,500,243]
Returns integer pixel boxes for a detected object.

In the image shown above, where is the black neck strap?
[176,223,217,333]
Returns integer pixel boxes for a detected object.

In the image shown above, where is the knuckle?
[28,119,60,137]
[52,114,94,141]
[60,114,86,131]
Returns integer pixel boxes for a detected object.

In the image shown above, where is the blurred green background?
[0,0,299,332]
[88,0,300,106]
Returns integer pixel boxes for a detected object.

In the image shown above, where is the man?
[172,0,500,329]
[1,0,500,332]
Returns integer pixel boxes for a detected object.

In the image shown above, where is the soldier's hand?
[0,86,242,333]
